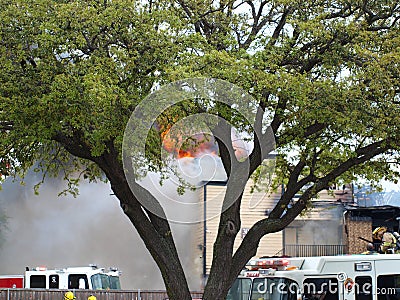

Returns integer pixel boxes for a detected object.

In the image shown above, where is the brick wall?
[345,215,372,254]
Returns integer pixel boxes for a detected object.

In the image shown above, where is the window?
[30,275,46,288]
[68,274,88,289]
[251,277,298,300]
[355,276,372,300]
[109,276,121,290]
[49,274,59,289]
[377,275,400,300]
[227,278,252,300]
[303,278,339,300]
[91,274,111,290]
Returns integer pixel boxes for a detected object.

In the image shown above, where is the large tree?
[1,0,400,299]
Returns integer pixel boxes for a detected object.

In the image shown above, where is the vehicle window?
[355,276,372,300]
[227,278,252,300]
[30,275,46,288]
[109,276,121,289]
[251,278,298,300]
[68,274,88,289]
[49,274,59,289]
[303,278,338,300]
[377,275,400,300]
[91,274,111,290]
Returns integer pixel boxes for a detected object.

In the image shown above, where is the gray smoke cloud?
[0,169,202,291]
[293,204,344,245]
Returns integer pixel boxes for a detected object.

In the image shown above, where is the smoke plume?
[0,169,202,290]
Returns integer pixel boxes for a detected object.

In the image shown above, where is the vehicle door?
[302,276,342,300]
[227,277,252,300]
[374,259,400,300]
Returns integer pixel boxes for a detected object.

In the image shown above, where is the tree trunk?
[97,152,192,300]
[203,170,247,299]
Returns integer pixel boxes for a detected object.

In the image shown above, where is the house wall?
[285,220,343,245]
[197,183,353,279]
[344,214,372,254]
[282,188,349,257]
[284,189,346,246]
[199,182,283,276]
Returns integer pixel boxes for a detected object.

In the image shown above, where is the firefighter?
[64,291,76,300]
[361,243,377,255]
[373,227,397,254]
[88,295,97,300]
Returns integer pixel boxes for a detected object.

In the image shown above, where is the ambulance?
[0,265,121,290]
[227,254,400,300]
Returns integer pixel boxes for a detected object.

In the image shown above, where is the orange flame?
[160,127,218,159]
[178,149,195,158]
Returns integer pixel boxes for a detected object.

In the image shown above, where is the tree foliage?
[1,0,400,299]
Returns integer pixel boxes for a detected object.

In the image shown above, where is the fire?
[160,127,218,159]
[178,149,195,158]
[160,128,176,154]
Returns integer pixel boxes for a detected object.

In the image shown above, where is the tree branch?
[269,6,292,44]
[0,121,13,131]
[230,137,396,284]
[53,130,95,161]
[95,140,192,298]
[212,117,238,178]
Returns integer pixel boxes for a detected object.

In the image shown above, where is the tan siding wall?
[298,190,344,221]
[198,184,350,275]
[298,204,342,220]
[193,188,206,282]
[202,184,227,275]
[202,183,283,274]
[237,184,283,258]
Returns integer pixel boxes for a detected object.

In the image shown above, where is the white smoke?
[0,169,202,291]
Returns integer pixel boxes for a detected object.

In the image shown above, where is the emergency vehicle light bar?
[247,258,289,270]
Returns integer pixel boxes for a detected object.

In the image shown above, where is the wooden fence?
[0,289,203,300]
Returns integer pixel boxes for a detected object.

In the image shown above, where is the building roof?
[344,205,400,212]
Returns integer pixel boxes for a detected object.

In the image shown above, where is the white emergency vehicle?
[0,265,121,290]
[227,254,400,300]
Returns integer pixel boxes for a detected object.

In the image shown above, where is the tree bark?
[55,135,192,300]
[99,149,192,300]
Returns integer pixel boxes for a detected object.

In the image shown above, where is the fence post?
[138,289,141,300]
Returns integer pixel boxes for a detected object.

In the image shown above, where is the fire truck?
[227,254,400,300]
[0,265,121,290]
